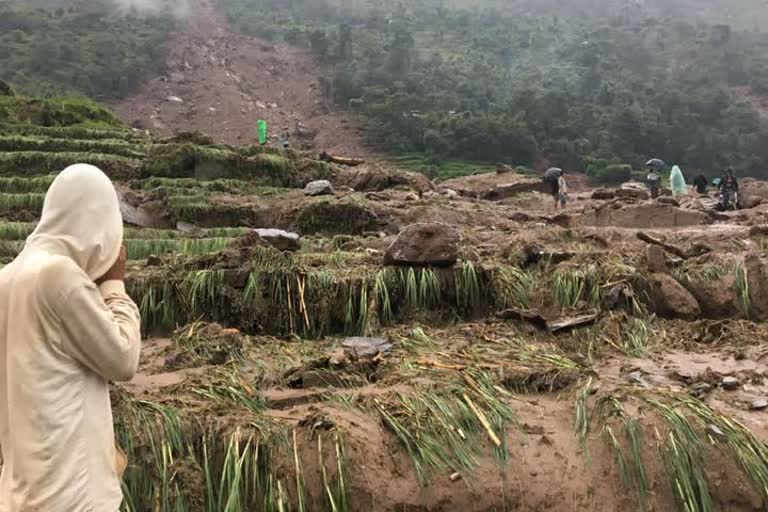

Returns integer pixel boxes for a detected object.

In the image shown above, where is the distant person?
[646,168,661,198]
[279,127,290,149]
[0,164,141,511]
[692,174,709,195]
[645,158,665,198]
[670,165,687,197]
[557,170,568,210]
[543,167,563,209]
[718,168,739,210]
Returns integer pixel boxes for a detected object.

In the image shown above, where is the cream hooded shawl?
[0,164,141,511]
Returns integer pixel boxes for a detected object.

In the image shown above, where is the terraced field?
[3,95,768,512]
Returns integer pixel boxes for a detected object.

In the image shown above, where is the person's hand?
[96,245,127,284]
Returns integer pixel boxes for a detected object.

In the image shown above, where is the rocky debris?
[690,382,713,398]
[166,95,185,103]
[656,197,679,207]
[549,313,598,333]
[319,152,365,167]
[245,228,301,252]
[741,196,764,209]
[721,376,741,390]
[519,243,574,267]
[645,245,669,273]
[439,172,542,200]
[626,370,653,389]
[496,163,514,174]
[649,273,701,319]
[342,337,393,359]
[637,232,709,260]
[591,184,649,201]
[384,223,460,267]
[335,166,433,193]
[750,399,768,411]
[304,180,334,196]
[496,307,548,329]
[177,221,207,237]
[584,204,711,229]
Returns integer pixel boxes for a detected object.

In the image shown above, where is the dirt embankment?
[111,0,368,157]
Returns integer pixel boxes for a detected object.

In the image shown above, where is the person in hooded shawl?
[0,164,141,512]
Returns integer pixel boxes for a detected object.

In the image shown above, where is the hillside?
[110,0,370,155]
[5,89,768,511]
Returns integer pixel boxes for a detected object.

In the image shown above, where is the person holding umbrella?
[543,167,563,209]
[645,158,664,199]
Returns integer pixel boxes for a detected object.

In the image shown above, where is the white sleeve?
[56,280,141,382]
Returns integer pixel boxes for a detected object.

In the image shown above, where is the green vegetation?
[220,0,768,179]
[0,95,127,130]
[0,0,173,99]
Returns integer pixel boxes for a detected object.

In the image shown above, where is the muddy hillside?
[3,95,768,512]
[111,0,368,157]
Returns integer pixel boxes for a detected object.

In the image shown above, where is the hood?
[26,164,123,280]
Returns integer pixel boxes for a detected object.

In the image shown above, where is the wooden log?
[319,151,365,166]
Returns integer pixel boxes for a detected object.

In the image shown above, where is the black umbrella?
[543,167,562,182]
[645,158,665,171]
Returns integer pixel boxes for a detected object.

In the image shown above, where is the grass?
[0,222,35,241]
[491,266,533,309]
[0,193,45,214]
[735,262,751,317]
[0,135,148,158]
[0,175,55,193]
[0,151,140,179]
[125,238,234,259]
[388,153,496,179]
[619,317,651,358]
[375,375,518,485]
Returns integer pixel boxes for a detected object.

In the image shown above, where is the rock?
[591,188,616,200]
[304,180,335,196]
[177,221,207,237]
[496,163,514,174]
[443,189,459,199]
[583,204,711,229]
[722,376,741,390]
[342,337,393,358]
[384,223,460,267]
[649,273,701,319]
[166,95,184,103]
[301,370,345,388]
[750,399,768,411]
[705,424,727,441]
[645,245,669,273]
[656,197,680,207]
[745,254,768,320]
[627,370,652,389]
[404,192,419,201]
[439,172,542,200]
[690,382,713,398]
[335,167,433,193]
[252,228,301,252]
[741,196,763,209]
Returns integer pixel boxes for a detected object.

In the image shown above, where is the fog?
[111,0,190,17]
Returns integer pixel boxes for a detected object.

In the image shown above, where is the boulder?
[439,172,542,200]
[342,337,393,358]
[645,245,669,273]
[722,376,741,391]
[741,196,763,209]
[384,223,460,267]
[750,399,768,411]
[649,273,701,319]
[304,180,335,196]
[583,204,710,229]
[591,188,616,200]
[251,228,301,252]
[334,166,433,193]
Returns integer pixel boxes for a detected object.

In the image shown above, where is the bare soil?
[111,0,370,157]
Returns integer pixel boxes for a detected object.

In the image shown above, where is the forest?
[0,0,174,99]
[2,0,768,179]
[219,0,768,179]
